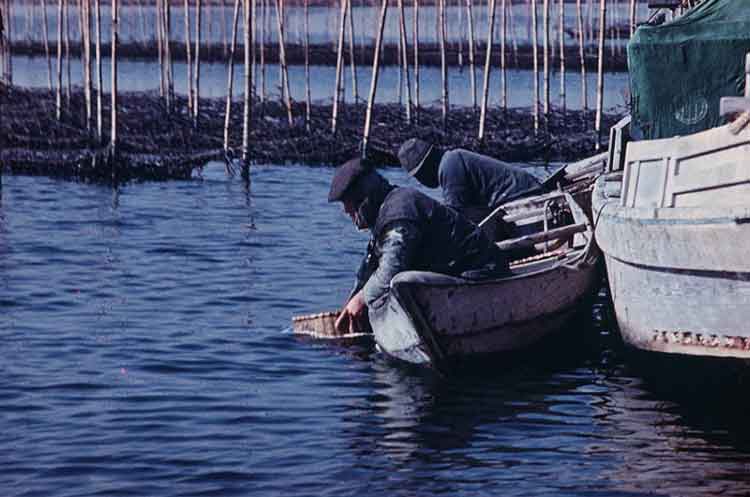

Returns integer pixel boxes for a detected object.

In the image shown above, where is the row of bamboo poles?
[4,0,639,55]
[1,0,641,165]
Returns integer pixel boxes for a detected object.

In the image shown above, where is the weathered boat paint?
[593,113,750,359]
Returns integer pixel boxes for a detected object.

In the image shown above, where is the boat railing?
[497,193,588,253]
[496,222,588,252]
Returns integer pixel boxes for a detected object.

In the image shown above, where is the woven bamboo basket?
[292,311,371,338]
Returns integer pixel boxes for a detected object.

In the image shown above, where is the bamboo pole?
[94,0,101,139]
[346,0,358,102]
[1,0,5,83]
[1,0,6,84]
[276,0,282,100]
[331,0,347,133]
[542,0,549,117]
[1,2,6,83]
[303,0,310,129]
[224,0,240,153]
[111,0,118,160]
[559,0,565,113]
[438,0,448,128]
[56,0,63,119]
[531,0,538,132]
[157,0,165,97]
[194,0,201,125]
[78,0,85,65]
[466,0,476,110]
[165,0,174,110]
[477,0,496,141]
[628,0,634,36]
[576,0,586,111]
[274,0,292,126]
[251,0,255,88]
[184,0,193,116]
[5,0,11,84]
[64,0,70,107]
[397,12,403,106]
[500,0,506,110]
[259,0,266,105]
[83,0,94,103]
[398,0,411,122]
[362,0,388,158]
[595,0,605,148]
[41,0,53,90]
[83,0,91,130]
[242,0,252,165]
[413,0,419,120]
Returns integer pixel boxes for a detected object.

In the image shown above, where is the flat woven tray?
[292,311,371,339]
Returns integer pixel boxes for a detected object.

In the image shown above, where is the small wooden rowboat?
[367,191,600,368]
[293,160,604,364]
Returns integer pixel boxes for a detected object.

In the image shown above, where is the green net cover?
[628,0,750,140]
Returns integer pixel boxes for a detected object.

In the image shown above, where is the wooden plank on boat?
[496,222,588,251]
[503,207,546,223]
[564,152,608,181]
[292,311,371,339]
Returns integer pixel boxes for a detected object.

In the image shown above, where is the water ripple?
[2,168,750,496]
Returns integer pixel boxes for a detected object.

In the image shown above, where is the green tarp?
[628,0,750,140]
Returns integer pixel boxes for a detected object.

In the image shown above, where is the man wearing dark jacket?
[329,158,508,335]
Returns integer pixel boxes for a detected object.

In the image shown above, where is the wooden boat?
[292,156,606,364]
[592,45,750,359]
[368,191,600,368]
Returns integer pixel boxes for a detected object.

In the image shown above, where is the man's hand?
[335,290,368,335]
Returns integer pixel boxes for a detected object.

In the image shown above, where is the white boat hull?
[593,118,750,359]
[602,252,750,358]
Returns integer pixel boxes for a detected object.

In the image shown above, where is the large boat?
[369,190,600,368]
[592,0,750,359]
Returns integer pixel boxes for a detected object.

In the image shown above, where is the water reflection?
[3,168,750,496]
[11,55,631,111]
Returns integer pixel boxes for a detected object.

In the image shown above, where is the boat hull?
[369,251,599,367]
[594,167,750,359]
[378,265,598,366]
[602,252,750,358]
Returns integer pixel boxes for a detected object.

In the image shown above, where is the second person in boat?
[398,138,560,239]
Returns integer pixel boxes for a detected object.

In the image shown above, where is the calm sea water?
[3,164,750,496]
[11,55,632,111]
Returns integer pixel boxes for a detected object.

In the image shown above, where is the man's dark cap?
[398,138,433,176]
[328,158,370,202]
